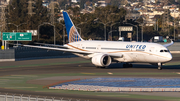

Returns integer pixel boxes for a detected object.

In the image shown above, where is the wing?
[23,45,93,55]
[34,43,68,49]
[23,45,123,58]
[163,40,174,47]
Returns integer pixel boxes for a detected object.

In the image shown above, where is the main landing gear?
[123,63,133,68]
[96,66,107,68]
[158,63,162,70]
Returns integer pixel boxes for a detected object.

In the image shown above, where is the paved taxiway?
[0,53,180,101]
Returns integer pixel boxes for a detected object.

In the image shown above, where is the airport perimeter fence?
[0,93,90,101]
[0,49,15,62]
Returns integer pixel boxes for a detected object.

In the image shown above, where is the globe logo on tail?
[69,26,82,43]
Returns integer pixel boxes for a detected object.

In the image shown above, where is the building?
[95,0,107,7]
[6,0,10,4]
[71,0,80,3]
[125,10,141,20]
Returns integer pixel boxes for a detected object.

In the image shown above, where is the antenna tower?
[28,0,35,16]
[162,9,170,35]
[49,1,59,25]
[0,5,7,32]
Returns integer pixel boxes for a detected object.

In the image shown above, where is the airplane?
[24,11,173,70]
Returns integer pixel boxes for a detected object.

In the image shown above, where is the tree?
[7,0,50,44]
[69,6,126,40]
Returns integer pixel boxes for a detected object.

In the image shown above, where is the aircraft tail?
[63,11,84,43]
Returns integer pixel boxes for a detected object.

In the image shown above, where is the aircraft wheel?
[158,66,162,70]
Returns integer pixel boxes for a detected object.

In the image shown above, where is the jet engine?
[91,54,111,67]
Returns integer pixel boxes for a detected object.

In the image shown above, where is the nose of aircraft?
[167,53,172,61]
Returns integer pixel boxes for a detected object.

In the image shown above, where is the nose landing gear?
[158,63,162,70]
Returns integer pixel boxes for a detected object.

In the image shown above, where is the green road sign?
[2,32,32,41]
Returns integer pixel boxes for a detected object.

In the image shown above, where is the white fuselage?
[65,41,172,64]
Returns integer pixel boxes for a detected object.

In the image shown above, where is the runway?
[0,53,180,101]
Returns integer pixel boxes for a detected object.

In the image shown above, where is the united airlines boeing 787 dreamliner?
[25,11,173,70]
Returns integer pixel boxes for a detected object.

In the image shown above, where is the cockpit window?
[160,50,169,52]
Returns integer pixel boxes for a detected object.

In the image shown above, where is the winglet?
[163,40,174,47]
[63,11,83,43]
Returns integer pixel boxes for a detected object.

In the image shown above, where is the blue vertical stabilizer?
[63,11,83,43]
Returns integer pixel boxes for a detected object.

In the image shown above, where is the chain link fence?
[0,93,90,101]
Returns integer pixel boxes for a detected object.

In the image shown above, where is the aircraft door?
[97,45,101,50]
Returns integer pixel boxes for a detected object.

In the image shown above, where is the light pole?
[174,10,176,41]
[75,22,88,36]
[135,21,144,42]
[65,3,69,11]
[141,24,143,42]
[7,23,27,32]
[123,22,138,41]
[58,22,65,45]
[38,22,56,45]
[95,21,111,41]
[17,23,27,32]
[6,23,27,48]
[110,22,121,41]
[108,30,118,41]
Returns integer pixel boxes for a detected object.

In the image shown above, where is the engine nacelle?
[91,54,111,67]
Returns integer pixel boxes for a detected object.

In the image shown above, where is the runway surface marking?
[81,73,96,75]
